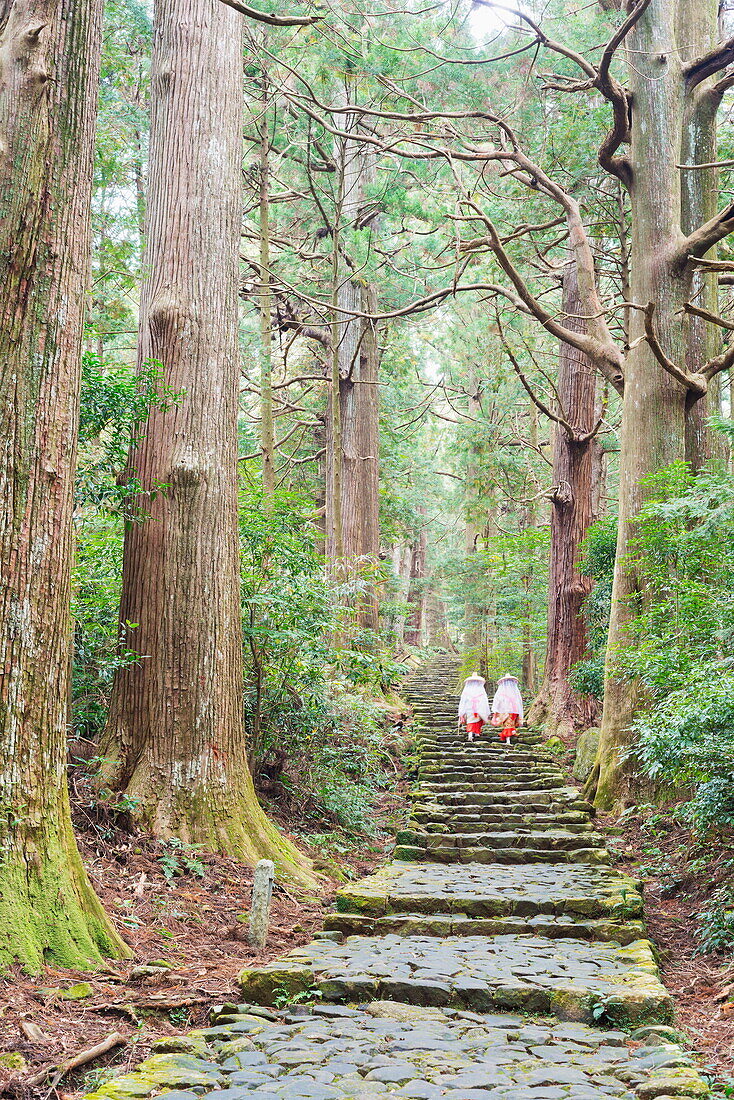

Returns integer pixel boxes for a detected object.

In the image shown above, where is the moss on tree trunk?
[0,0,130,969]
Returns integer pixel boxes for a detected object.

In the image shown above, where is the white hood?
[458,675,491,722]
[492,676,524,721]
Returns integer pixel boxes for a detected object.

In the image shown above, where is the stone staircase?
[88,657,711,1100]
[394,662,607,867]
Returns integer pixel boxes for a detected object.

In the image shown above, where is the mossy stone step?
[414,784,568,798]
[412,812,592,830]
[324,910,647,945]
[85,1002,711,1100]
[334,861,642,920]
[237,933,673,1027]
[396,829,603,852]
[409,787,589,807]
[394,843,610,864]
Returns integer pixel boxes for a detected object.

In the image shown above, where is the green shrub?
[568,657,604,700]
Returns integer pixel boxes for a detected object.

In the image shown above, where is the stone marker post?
[248,859,275,950]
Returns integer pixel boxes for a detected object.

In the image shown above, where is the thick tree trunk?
[258,67,276,499]
[595,0,700,807]
[404,525,427,646]
[679,0,726,467]
[0,0,129,970]
[325,112,380,630]
[103,0,312,881]
[521,402,539,699]
[529,265,600,735]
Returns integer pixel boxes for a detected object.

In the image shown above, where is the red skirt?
[466,719,484,735]
[498,714,520,742]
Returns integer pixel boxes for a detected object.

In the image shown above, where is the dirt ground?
[609,808,734,1091]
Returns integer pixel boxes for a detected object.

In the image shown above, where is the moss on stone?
[237,963,316,1005]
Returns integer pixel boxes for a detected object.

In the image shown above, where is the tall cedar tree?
[0,0,130,968]
[102,0,313,881]
[528,264,601,735]
[326,111,381,630]
[595,0,734,806]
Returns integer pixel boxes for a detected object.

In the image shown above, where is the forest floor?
[0,777,409,1100]
[550,739,734,1091]
[611,808,734,1090]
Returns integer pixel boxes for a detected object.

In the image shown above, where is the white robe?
[492,678,524,721]
[458,679,490,722]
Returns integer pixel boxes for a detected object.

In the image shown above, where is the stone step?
[324,910,646,945]
[86,1002,709,1100]
[394,843,610,865]
[335,862,642,919]
[413,783,568,796]
[416,755,558,767]
[87,661,714,1100]
[415,730,543,742]
[396,829,604,852]
[237,933,673,1027]
[412,815,595,833]
[417,771,565,784]
[410,787,590,808]
[418,762,563,774]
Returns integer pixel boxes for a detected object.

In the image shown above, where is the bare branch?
[642,302,707,394]
[216,0,321,24]
[677,158,734,170]
[682,302,734,332]
[498,314,605,444]
[702,342,734,381]
[688,256,734,272]
[472,2,597,79]
[594,0,652,188]
[683,34,734,88]
[679,202,734,263]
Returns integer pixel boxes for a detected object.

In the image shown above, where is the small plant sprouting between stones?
[591,996,619,1026]
[610,889,640,922]
[272,985,322,1010]
[157,838,206,882]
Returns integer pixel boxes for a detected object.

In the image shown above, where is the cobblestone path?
[89,658,710,1100]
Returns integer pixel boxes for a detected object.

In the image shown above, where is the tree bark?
[679,0,726,467]
[0,0,130,969]
[404,523,427,646]
[529,265,600,735]
[325,105,380,631]
[595,0,704,807]
[102,0,312,881]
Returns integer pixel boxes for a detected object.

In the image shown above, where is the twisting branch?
[679,201,734,263]
[594,0,652,188]
[498,317,604,444]
[450,151,626,393]
[682,302,734,332]
[701,341,734,381]
[642,302,707,394]
[215,0,322,24]
[683,34,734,88]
